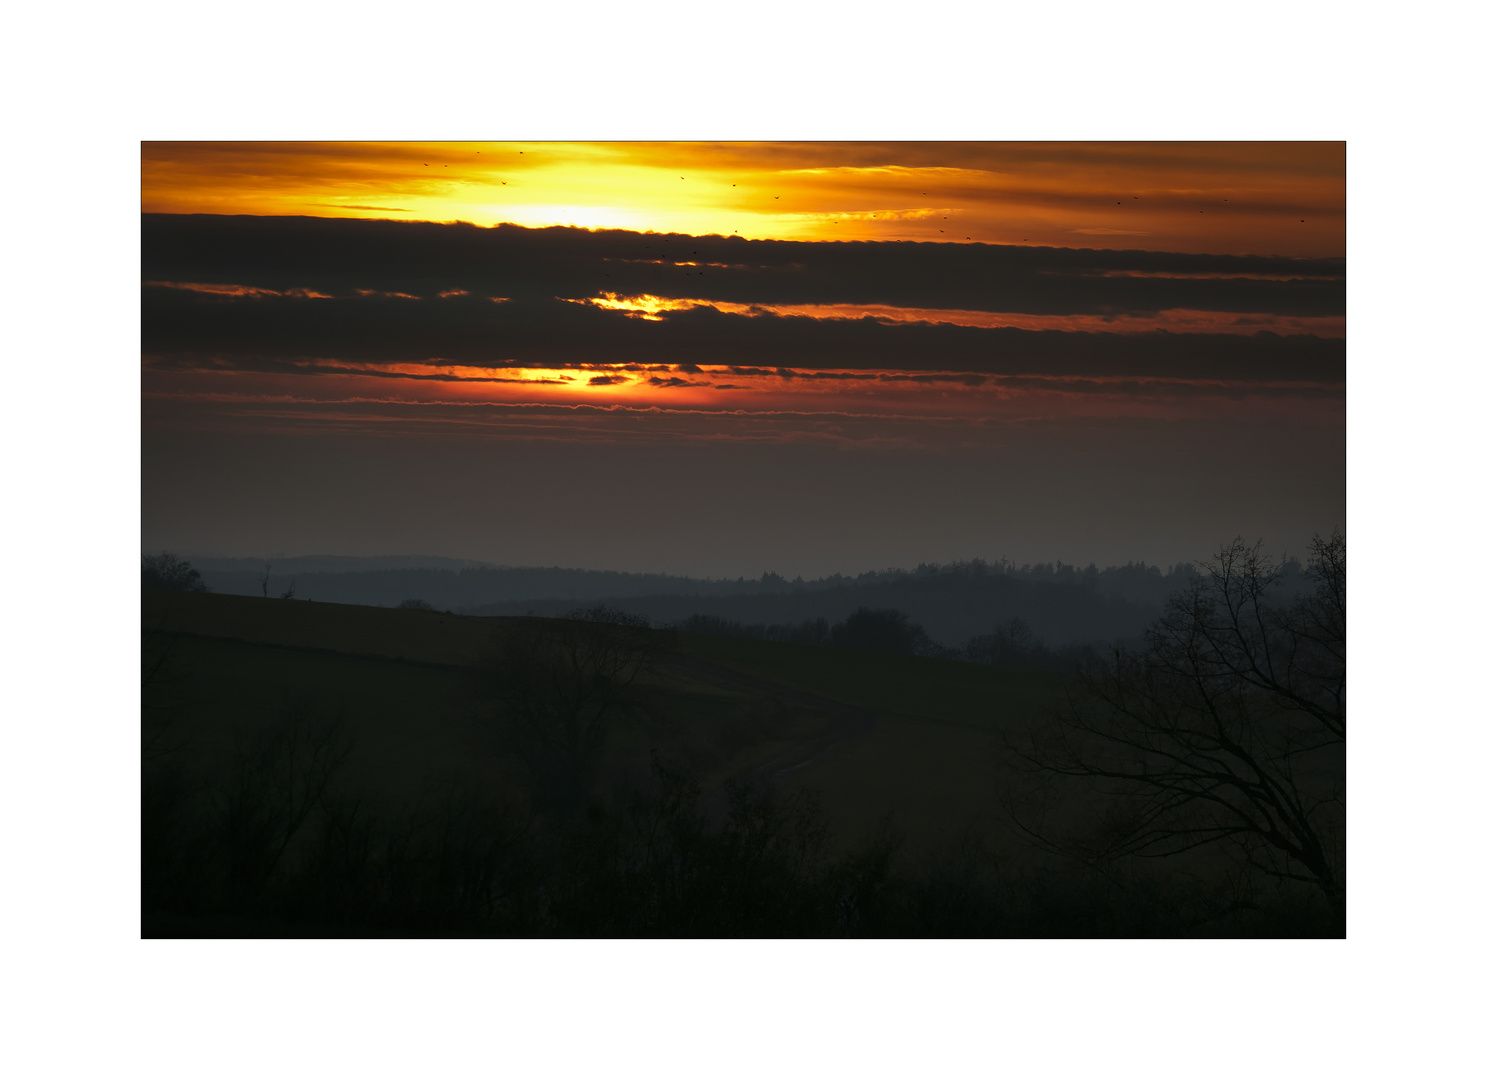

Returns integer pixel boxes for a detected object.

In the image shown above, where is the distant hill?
[195,564,802,610]
[468,565,1182,648]
[185,553,501,575]
[170,552,1260,649]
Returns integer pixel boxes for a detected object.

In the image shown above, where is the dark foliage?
[142,552,209,592]
[829,607,927,654]
[679,607,932,656]
[678,613,832,646]
[141,588,1341,938]
[143,731,1337,938]
[678,607,1101,672]
[962,618,1103,672]
[965,617,1050,667]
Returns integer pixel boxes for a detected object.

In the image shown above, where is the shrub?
[142,552,209,592]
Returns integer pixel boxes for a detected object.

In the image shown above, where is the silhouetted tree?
[966,617,1053,668]
[1006,533,1345,930]
[483,607,674,819]
[778,617,832,646]
[677,613,833,647]
[212,707,353,906]
[830,608,927,654]
[397,598,435,610]
[142,552,209,592]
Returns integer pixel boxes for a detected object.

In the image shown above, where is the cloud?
[143,214,1345,318]
[312,204,409,212]
[143,283,1344,385]
[575,293,1342,337]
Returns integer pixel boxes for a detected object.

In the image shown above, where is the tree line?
[142,534,1343,935]
[676,608,1100,672]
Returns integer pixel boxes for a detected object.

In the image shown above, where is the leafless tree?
[212,706,354,901]
[966,616,1052,668]
[1005,533,1345,929]
[482,608,673,819]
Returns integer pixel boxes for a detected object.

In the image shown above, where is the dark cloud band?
[143,214,1345,318]
[142,285,1343,383]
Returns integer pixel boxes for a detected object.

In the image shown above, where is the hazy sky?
[141,141,1344,577]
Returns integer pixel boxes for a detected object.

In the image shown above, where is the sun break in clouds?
[141,144,1344,576]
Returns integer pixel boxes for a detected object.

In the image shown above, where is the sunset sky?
[142,142,1344,576]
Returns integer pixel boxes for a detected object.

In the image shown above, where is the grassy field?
[142,591,1339,936]
[677,632,1063,730]
[144,589,1067,856]
[144,588,494,667]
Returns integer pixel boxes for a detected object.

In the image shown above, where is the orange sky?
[142,143,1345,438]
[142,141,1344,258]
[142,143,1345,571]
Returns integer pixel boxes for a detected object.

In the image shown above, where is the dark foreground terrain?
[142,589,1338,937]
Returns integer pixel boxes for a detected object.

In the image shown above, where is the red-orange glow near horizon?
[578,293,1345,338]
[141,142,1344,258]
[143,354,1344,431]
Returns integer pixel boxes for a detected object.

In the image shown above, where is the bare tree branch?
[1004,532,1345,928]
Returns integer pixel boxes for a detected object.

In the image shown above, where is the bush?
[142,552,209,592]
[830,607,925,654]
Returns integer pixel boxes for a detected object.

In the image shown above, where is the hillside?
[183,557,1201,648]
[473,572,1165,648]
[142,587,1337,936]
[143,589,1066,852]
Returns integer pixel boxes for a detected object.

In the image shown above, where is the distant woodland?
[185,555,1301,658]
